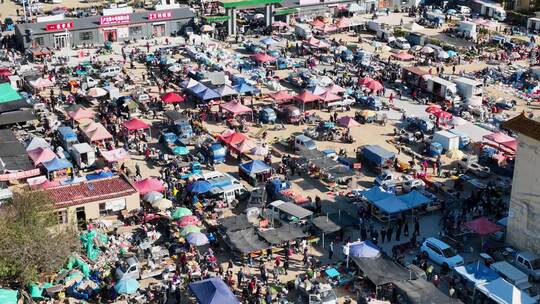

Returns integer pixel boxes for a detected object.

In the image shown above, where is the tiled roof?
[44,175,137,208]
[502,113,540,141]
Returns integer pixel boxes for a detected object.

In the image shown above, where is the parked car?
[495,100,516,111]
[276,105,302,124]
[421,237,464,268]
[513,251,540,281]
[392,37,411,50]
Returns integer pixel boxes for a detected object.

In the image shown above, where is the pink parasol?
[337,116,360,128]
[358,77,375,86]
[366,81,384,92]
[134,178,165,195]
[178,215,200,227]
[251,53,276,63]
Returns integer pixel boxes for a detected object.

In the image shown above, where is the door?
[153,24,166,37]
[76,207,86,228]
[104,30,117,42]
[54,33,69,49]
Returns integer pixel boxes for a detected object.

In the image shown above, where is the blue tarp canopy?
[398,190,430,208]
[189,278,240,304]
[234,83,256,94]
[371,196,409,214]
[189,83,208,94]
[476,278,537,304]
[187,180,212,194]
[239,160,271,175]
[58,126,77,141]
[361,187,393,202]
[42,157,73,172]
[86,171,114,180]
[347,240,380,258]
[454,262,499,286]
[196,88,220,101]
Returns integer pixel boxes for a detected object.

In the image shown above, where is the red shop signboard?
[99,14,131,26]
[45,21,74,31]
[148,11,172,21]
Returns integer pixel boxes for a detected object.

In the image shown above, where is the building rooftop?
[0,129,33,171]
[16,7,195,35]
[502,113,540,142]
[44,175,138,208]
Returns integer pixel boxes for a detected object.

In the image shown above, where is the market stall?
[239,160,272,186]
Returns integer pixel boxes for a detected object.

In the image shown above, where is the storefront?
[14,8,195,50]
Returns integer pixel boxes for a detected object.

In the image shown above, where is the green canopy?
[172,207,193,220]
[180,225,201,237]
[0,83,22,104]
[0,289,18,304]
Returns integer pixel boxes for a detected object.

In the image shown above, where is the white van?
[99,66,122,78]
[376,29,395,43]
[208,183,246,204]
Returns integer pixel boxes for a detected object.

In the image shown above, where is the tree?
[0,191,79,287]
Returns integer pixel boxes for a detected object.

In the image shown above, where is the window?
[57,210,68,225]
[99,199,126,216]
[34,37,44,46]
[427,243,441,255]
[129,26,143,36]
[79,31,93,41]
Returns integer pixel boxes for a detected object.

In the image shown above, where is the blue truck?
[357,145,396,173]
[197,142,226,164]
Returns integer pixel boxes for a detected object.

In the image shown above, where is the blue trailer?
[357,145,396,173]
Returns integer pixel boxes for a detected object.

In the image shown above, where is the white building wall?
[507,134,540,255]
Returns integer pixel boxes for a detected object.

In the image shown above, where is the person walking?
[135,163,142,178]
[387,226,393,242]
[403,221,409,237]
[329,241,334,260]
[283,258,289,275]
[380,228,386,243]
[413,217,420,236]
[395,223,401,241]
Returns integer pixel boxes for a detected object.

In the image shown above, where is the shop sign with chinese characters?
[148,11,172,21]
[45,21,74,31]
[99,14,131,26]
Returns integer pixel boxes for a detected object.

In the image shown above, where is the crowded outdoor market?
[1,0,540,303]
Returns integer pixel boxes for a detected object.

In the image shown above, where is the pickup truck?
[375,171,425,191]
[457,155,490,177]
[513,251,540,281]
[323,97,355,112]
[115,256,164,281]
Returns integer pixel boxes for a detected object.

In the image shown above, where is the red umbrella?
[425,105,442,114]
[161,92,185,103]
[178,215,200,227]
[358,77,375,86]
[366,81,384,92]
[251,53,276,63]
